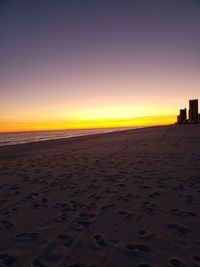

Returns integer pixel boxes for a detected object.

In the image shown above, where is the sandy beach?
[0,125,200,267]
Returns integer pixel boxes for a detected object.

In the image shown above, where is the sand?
[0,125,200,267]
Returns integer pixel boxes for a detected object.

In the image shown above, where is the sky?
[0,0,200,132]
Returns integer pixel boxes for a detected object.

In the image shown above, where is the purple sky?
[0,0,200,131]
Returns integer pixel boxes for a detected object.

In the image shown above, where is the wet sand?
[0,125,200,267]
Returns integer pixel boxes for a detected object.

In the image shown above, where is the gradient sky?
[1,0,200,132]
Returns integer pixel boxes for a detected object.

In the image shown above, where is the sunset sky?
[1,0,200,132]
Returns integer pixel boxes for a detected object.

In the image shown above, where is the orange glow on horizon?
[0,99,178,133]
[0,115,176,133]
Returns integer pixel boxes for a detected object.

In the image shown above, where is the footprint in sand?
[181,194,193,204]
[73,212,96,228]
[144,202,158,213]
[52,212,68,223]
[1,220,13,229]
[116,195,132,202]
[117,210,134,219]
[166,223,190,235]
[92,233,108,249]
[11,206,19,211]
[32,258,47,267]
[58,234,74,247]
[123,243,151,256]
[0,253,18,266]
[53,202,68,209]
[101,204,115,210]
[72,221,85,232]
[13,232,39,241]
[171,209,198,218]
[0,199,7,204]
[192,256,200,266]
[168,257,187,267]
[148,192,161,198]
[78,212,96,221]
[137,230,154,239]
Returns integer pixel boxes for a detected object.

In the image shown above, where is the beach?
[0,125,200,267]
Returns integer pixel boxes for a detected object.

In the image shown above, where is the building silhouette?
[189,99,198,123]
[176,99,199,124]
[177,108,187,124]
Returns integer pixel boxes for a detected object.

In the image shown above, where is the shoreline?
[0,126,143,148]
[0,125,168,151]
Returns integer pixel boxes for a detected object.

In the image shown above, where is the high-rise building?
[189,99,198,123]
[177,108,187,124]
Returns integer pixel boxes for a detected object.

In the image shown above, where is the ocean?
[0,127,140,146]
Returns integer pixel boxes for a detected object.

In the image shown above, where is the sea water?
[0,127,140,146]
